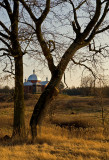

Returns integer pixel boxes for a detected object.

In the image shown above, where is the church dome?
[28,70,41,81]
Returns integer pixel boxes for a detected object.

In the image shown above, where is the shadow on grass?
[0,134,32,146]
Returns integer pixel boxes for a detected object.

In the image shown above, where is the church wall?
[24,86,33,94]
[36,86,42,93]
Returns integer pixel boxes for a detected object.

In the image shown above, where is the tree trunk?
[12,56,25,138]
[30,69,62,140]
[30,42,83,140]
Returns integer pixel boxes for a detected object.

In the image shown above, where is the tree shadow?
[0,135,32,146]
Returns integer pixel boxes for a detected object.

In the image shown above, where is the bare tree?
[81,75,95,96]
[0,0,27,138]
[94,74,109,126]
[18,0,109,140]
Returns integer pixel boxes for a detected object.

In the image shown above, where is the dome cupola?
[28,70,41,82]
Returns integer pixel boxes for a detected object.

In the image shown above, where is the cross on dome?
[33,69,35,74]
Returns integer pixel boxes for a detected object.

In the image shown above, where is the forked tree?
[18,0,109,140]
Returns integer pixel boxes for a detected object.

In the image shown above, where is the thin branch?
[96,25,109,34]
[47,40,55,53]
[75,0,87,10]
[20,21,36,31]
[0,21,10,34]
[86,1,109,42]
[71,58,96,77]
[0,48,10,53]
[0,37,12,53]
[0,32,10,39]
[19,0,37,22]
[23,33,34,54]
[64,73,68,88]
[2,55,14,75]
[82,0,101,39]
[4,0,13,21]
[89,40,109,54]
[69,0,81,35]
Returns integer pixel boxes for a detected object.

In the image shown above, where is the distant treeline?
[0,86,14,94]
[1,85,109,98]
[63,86,109,97]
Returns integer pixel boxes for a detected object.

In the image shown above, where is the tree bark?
[12,56,25,138]
[30,69,63,140]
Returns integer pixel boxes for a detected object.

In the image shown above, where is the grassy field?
[0,94,109,160]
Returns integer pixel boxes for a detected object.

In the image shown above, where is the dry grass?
[0,94,109,160]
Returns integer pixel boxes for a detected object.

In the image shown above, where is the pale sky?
[0,42,109,89]
[0,1,109,88]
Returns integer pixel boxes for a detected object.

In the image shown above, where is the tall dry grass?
[0,125,109,160]
[0,94,109,160]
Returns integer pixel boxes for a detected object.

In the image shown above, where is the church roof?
[28,70,41,81]
[40,81,49,86]
[24,81,33,86]
[33,82,41,85]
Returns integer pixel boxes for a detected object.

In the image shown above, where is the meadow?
[0,94,109,160]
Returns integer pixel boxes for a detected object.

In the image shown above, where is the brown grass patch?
[0,94,109,160]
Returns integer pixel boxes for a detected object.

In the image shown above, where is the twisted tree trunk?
[30,42,83,141]
[30,69,62,140]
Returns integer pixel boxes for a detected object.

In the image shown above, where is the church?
[24,70,49,94]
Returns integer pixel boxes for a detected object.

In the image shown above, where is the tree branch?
[47,40,55,53]
[96,25,109,34]
[4,0,13,21]
[36,25,56,73]
[2,59,14,75]
[82,0,101,39]
[88,41,109,58]
[71,58,96,77]
[0,2,6,9]
[64,73,68,88]
[19,0,56,73]
[101,0,108,5]
[86,1,109,42]
[0,48,10,53]
[0,32,10,39]
[37,0,50,25]
[20,21,36,31]
[75,0,87,10]
[0,37,12,53]
[69,0,81,35]
[19,0,37,23]
[0,21,10,34]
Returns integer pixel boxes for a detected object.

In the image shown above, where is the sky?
[22,0,109,89]
[0,1,109,88]
[1,46,109,89]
